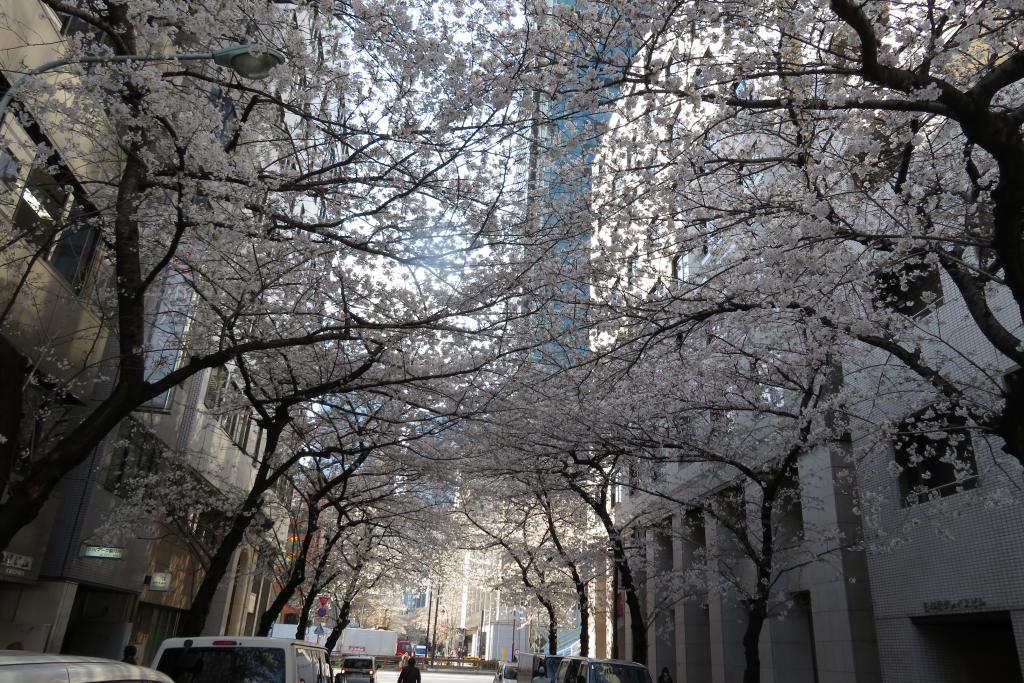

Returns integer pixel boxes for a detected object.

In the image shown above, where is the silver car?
[0,651,174,683]
[340,656,376,683]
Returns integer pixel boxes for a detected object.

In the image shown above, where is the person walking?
[658,667,672,683]
[398,657,422,683]
[122,644,138,664]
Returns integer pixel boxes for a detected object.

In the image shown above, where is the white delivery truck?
[337,628,398,657]
[270,623,323,644]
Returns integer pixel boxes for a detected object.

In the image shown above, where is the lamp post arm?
[0,51,216,122]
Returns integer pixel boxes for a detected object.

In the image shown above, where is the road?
[376,669,494,683]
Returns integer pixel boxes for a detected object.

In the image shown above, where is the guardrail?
[338,655,500,672]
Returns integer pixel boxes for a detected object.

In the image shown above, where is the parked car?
[493,660,519,683]
[544,656,564,683]
[572,659,654,683]
[340,655,375,683]
[0,650,173,683]
[517,652,559,683]
[553,656,587,683]
[517,653,564,683]
[152,636,331,683]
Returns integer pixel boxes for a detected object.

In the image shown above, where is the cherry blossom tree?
[522,0,1023,466]
[0,0,546,554]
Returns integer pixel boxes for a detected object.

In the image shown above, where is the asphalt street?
[376,669,495,683]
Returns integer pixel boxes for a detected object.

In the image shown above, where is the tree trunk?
[295,587,319,640]
[296,539,343,640]
[178,421,290,636]
[541,597,557,655]
[178,499,258,636]
[576,582,590,657]
[258,500,320,636]
[610,534,646,665]
[431,585,441,665]
[610,568,619,661]
[741,602,767,683]
[325,600,353,653]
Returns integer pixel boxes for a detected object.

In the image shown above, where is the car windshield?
[588,664,653,683]
[156,647,286,683]
[345,658,373,669]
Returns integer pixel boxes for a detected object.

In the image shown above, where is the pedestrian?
[398,657,422,683]
[658,667,672,683]
[122,644,138,664]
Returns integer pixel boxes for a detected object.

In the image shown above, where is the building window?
[873,251,942,317]
[627,460,640,494]
[105,422,159,494]
[204,367,228,409]
[627,253,640,287]
[894,406,979,506]
[11,163,99,291]
[672,251,691,281]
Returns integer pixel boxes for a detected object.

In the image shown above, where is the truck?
[269,623,319,644]
[337,628,399,657]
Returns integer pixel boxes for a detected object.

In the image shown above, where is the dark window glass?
[47,200,98,290]
[204,368,227,409]
[12,164,99,290]
[155,646,286,683]
[894,407,979,505]
[12,165,67,249]
[873,252,942,317]
[343,659,373,670]
[545,657,563,683]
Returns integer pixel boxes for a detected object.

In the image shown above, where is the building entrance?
[913,612,1022,683]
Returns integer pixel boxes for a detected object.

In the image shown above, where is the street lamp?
[0,43,286,121]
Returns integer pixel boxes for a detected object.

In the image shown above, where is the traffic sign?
[317,607,328,617]
[319,595,329,607]
[314,624,325,635]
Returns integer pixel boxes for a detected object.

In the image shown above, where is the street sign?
[319,595,329,607]
[317,607,328,617]
[314,624,325,635]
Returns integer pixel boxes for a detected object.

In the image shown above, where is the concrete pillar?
[202,547,242,636]
[225,547,253,635]
[799,443,880,683]
[592,571,609,659]
[705,513,746,683]
[0,579,78,652]
[670,511,713,683]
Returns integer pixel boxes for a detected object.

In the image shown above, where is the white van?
[0,651,174,683]
[152,636,333,683]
